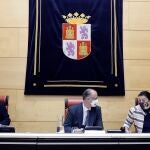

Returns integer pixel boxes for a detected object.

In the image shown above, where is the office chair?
[65,98,83,118]
[0,96,15,132]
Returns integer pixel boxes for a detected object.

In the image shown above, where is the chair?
[0,96,13,130]
[65,98,83,118]
[0,96,9,111]
[56,98,83,133]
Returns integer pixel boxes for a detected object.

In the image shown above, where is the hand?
[72,128,84,133]
[124,127,131,133]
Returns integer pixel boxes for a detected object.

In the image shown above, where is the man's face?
[138,95,150,110]
[86,91,98,107]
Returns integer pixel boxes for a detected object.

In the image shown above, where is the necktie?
[85,110,90,126]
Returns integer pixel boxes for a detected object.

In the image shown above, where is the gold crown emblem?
[62,12,91,24]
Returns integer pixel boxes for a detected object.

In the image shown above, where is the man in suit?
[64,88,103,133]
[0,101,10,126]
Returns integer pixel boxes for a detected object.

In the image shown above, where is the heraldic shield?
[62,23,91,60]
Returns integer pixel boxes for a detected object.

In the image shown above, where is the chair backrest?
[0,96,9,111]
[65,98,83,118]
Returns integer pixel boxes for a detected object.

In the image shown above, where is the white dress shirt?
[82,103,90,125]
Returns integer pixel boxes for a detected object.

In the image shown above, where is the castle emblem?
[62,12,91,60]
[65,25,75,39]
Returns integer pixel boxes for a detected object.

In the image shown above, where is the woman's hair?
[138,91,150,100]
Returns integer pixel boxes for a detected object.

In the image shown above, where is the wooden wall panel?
[0,28,27,57]
[0,28,18,57]
[15,90,64,121]
[18,28,28,57]
[125,60,150,90]
[0,0,28,27]
[123,1,129,30]
[128,1,150,30]
[13,122,57,133]
[124,31,150,59]
[0,58,26,89]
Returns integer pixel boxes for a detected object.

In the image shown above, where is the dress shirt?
[82,103,90,125]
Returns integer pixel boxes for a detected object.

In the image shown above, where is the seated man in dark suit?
[0,101,11,126]
[64,88,104,133]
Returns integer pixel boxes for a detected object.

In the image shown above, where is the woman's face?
[138,95,150,110]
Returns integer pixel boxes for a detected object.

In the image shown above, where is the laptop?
[85,126,103,130]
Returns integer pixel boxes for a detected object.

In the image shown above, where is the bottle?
[56,116,64,133]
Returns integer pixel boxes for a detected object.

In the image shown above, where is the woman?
[123,91,150,133]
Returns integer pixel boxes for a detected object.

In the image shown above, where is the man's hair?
[82,88,94,100]
[138,91,150,100]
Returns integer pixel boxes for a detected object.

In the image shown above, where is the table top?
[0,132,150,139]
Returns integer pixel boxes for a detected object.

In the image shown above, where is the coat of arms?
[62,12,91,60]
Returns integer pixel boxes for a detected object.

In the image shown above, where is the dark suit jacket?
[64,103,103,133]
[0,102,10,125]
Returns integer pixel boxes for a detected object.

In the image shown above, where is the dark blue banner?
[25,0,125,95]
